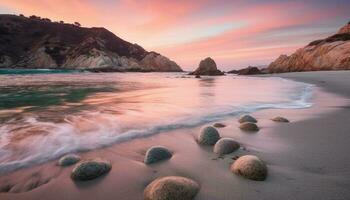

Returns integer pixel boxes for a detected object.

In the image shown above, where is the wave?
[0,79,314,174]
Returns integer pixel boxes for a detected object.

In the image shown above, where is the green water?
[0,68,84,75]
[0,85,116,109]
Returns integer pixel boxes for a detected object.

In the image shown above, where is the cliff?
[268,22,350,73]
[0,14,182,72]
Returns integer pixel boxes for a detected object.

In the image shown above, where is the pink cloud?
[0,0,349,70]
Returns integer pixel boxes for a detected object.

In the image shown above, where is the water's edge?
[0,77,314,174]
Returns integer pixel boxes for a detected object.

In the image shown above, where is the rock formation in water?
[0,14,182,72]
[268,21,350,73]
[189,57,224,75]
[237,66,263,75]
[227,66,265,75]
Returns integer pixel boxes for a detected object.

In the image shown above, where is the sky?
[0,0,349,70]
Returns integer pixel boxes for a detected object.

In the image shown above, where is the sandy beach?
[0,71,350,200]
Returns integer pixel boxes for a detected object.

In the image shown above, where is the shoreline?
[0,71,350,199]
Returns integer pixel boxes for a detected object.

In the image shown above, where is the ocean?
[0,70,313,174]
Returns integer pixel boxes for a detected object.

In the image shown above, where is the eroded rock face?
[0,56,12,67]
[144,176,200,200]
[338,22,350,34]
[189,57,224,76]
[144,146,172,164]
[0,14,182,72]
[71,158,111,181]
[141,52,182,72]
[268,22,350,73]
[231,155,267,181]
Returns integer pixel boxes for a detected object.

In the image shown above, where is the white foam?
[0,77,314,174]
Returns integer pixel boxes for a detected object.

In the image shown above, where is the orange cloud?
[0,0,349,70]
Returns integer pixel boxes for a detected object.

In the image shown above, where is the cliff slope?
[0,15,182,72]
[268,22,350,73]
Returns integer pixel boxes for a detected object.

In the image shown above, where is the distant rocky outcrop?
[268,22,350,73]
[189,57,224,76]
[0,14,182,72]
[227,66,264,75]
[227,69,238,74]
[237,66,263,75]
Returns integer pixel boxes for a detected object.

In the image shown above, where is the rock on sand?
[71,158,111,181]
[213,122,226,128]
[213,138,240,155]
[144,176,200,200]
[197,126,220,145]
[58,154,81,166]
[144,146,172,164]
[238,115,257,123]
[231,155,267,181]
[239,122,259,132]
[271,116,290,123]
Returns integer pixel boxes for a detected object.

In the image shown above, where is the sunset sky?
[0,0,349,70]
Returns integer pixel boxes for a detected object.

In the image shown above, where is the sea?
[0,69,313,174]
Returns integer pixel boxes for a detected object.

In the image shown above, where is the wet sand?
[1,71,350,200]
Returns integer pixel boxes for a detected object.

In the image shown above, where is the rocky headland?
[0,14,182,72]
[268,22,350,73]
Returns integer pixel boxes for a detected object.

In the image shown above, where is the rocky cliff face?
[268,22,350,73]
[0,15,182,72]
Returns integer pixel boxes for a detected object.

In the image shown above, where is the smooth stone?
[213,122,226,128]
[144,176,200,200]
[213,138,240,155]
[239,122,259,132]
[71,158,111,181]
[271,116,289,123]
[144,146,172,164]
[58,154,81,166]
[197,126,220,145]
[238,115,257,123]
[231,155,267,181]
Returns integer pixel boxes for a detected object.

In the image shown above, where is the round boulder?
[71,158,111,181]
[213,122,226,128]
[144,176,200,200]
[231,155,267,181]
[197,126,220,145]
[239,122,259,132]
[238,115,257,123]
[144,146,172,165]
[58,154,81,166]
[213,138,240,155]
[271,116,289,123]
